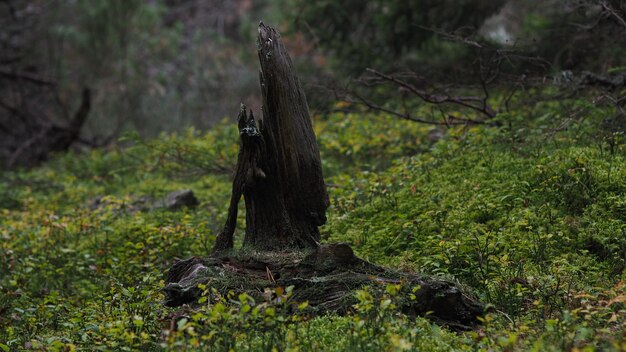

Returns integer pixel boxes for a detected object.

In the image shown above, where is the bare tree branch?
[0,69,55,86]
[348,90,486,126]
[363,68,496,119]
[600,0,626,28]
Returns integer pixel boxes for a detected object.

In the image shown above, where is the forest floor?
[1,97,625,351]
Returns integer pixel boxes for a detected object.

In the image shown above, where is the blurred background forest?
[2,2,626,350]
[1,0,625,168]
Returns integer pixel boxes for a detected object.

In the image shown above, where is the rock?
[163,189,199,210]
[89,195,156,213]
[134,195,156,211]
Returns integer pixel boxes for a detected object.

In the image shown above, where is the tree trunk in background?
[212,23,329,252]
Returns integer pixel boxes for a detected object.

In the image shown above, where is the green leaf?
[176,318,188,331]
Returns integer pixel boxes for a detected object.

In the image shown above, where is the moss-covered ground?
[1,98,625,351]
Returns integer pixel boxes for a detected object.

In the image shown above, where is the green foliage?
[277,0,505,74]
[1,95,625,350]
[275,0,626,78]
[315,106,434,176]
[38,1,267,138]
[159,284,467,351]
[514,0,626,72]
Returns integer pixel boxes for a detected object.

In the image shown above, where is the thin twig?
[364,68,496,118]
[348,91,485,126]
[600,0,626,28]
[0,69,54,86]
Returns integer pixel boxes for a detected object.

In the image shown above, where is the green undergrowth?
[1,99,625,351]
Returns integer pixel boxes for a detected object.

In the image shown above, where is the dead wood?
[166,23,484,330]
[212,22,328,252]
[164,244,485,329]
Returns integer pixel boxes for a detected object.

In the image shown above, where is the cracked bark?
[212,22,328,252]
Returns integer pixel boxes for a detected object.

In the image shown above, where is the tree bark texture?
[212,23,329,252]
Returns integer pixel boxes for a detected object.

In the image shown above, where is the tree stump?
[212,23,328,252]
[163,23,485,329]
[164,244,484,329]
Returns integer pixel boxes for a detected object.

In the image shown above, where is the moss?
[2,99,625,350]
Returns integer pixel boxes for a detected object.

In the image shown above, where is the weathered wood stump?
[212,22,328,252]
[164,244,483,329]
[163,23,484,329]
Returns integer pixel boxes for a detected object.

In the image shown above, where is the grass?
[1,98,625,351]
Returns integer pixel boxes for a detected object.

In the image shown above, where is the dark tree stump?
[213,23,328,252]
[165,23,485,329]
[164,244,484,329]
